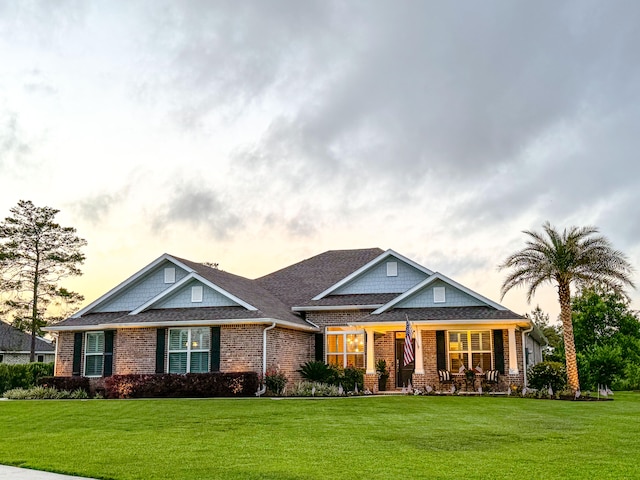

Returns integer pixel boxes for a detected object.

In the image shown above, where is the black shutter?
[436,330,446,371]
[155,328,166,374]
[72,332,83,376]
[210,326,221,372]
[103,330,114,377]
[315,333,324,362]
[493,329,505,374]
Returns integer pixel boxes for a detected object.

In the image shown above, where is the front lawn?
[1,393,639,479]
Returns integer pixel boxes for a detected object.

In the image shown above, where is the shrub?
[3,386,61,400]
[0,362,54,394]
[298,361,333,383]
[264,368,287,395]
[103,372,260,399]
[341,367,364,392]
[527,361,567,392]
[288,381,341,397]
[38,376,91,395]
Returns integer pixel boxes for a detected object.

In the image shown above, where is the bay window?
[168,327,210,373]
[448,330,492,371]
[326,331,365,368]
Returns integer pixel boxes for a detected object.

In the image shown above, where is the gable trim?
[72,254,196,318]
[311,249,434,300]
[371,272,507,314]
[129,273,257,314]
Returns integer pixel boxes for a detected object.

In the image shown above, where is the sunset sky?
[2,1,639,321]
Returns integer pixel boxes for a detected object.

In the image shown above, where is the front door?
[395,337,415,388]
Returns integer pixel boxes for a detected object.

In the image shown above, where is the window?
[433,286,446,303]
[191,285,203,303]
[85,332,105,377]
[448,330,492,371]
[168,328,210,373]
[326,331,365,368]
[386,261,398,277]
[37,354,44,363]
[0,354,3,363]
[164,267,176,283]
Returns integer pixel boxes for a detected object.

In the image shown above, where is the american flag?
[403,316,414,366]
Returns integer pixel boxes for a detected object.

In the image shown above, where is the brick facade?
[55,331,75,376]
[114,328,156,375]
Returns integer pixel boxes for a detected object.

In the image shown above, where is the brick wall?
[114,328,156,375]
[55,331,75,376]
[268,327,314,383]
[220,324,263,373]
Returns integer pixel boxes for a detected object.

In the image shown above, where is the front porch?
[350,323,527,392]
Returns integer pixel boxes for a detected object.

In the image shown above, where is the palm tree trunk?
[558,281,580,392]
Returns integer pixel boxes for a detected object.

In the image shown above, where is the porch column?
[414,327,424,374]
[365,328,375,374]
[508,327,519,374]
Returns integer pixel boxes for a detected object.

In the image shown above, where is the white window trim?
[433,286,446,303]
[447,330,493,371]
[386,261,398,277]
[325,330,365,368]
[84,331,105,378]
[164,267,176,284]
[191,285,203,303]
[168,328,210,374]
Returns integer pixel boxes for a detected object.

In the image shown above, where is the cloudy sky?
[1,1,639,320]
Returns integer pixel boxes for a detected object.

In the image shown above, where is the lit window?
[168,328,210,373]
[433,286,446,303]
[191,285,203,303]
[386,261,398,277]
[448,331,492,371]
[326,331,365,368]
[84,332,105,377]
[164,267,176,283]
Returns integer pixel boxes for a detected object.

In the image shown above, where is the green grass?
[1,393,639,479]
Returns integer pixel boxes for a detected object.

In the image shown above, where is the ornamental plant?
[527,361,567,392]
[264,368,288,395]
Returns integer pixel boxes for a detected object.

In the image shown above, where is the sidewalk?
[0,465,95,479]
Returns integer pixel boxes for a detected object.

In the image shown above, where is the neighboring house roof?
[256,248,384,306]
[0,320,55,353]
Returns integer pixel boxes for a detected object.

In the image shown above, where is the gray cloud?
[0,110,32,171]
[72,189,129,226]
[151,182,243,240]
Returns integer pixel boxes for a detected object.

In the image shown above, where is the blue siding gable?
[94,261,189,312]
[154,279,242,309]
[396,279,487,308]
[334,259,428,295]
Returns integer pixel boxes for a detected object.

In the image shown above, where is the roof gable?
[74,254,194,317]
[131,273,256,314]
[372,272,506,314]
[312,249,434,300]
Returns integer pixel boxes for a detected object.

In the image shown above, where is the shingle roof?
[296,293,399,308]
[256,248,384,306]
[357,306,525,323]
[0,320,55,352]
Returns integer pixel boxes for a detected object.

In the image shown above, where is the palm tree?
[500,222,634,392]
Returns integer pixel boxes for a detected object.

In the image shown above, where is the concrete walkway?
[0,465,95,479]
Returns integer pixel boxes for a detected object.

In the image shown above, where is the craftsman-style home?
[46,248,544,391]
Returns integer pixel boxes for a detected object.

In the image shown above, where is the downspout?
[262,322,277,378]
[521,323,535,388]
